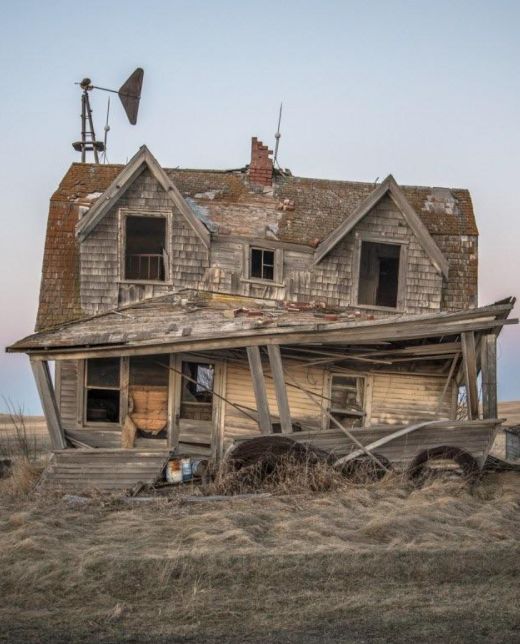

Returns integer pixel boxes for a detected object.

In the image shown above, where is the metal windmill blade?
[118,68,144,125]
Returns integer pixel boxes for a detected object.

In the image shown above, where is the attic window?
[358,241,401,309]
[125,215,167,282]
[250,247,275,281]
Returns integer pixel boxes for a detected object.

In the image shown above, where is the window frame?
[83,357,122,426]
[243,243,284,285]
[352,233,408,312]
[118,208,173,285]
[327,372,369,429]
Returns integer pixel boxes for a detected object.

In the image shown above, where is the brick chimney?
[249,137,273,186]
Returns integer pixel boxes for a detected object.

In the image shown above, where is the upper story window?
[250,247,275,281]
[358,241,401,309]
[124,215,167,282]
[245,244,283,284]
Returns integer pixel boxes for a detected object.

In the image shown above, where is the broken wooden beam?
[30,359,67,450]
[461,332,479,420]
[267,345,292,433]
[480,333,497,419]
[246,346,272,434]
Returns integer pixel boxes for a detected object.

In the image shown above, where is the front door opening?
[358,241,400,308]
[180,362,214,421]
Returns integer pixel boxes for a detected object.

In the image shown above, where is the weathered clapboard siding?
[223,360,326,444]
[80,169,209,315]
[58,360,81,429]
[370,372,454,424]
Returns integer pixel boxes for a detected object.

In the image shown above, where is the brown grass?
[0,470,519,642]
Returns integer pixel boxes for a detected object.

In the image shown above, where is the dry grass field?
[0,467,519,643]
[0,406,519,642]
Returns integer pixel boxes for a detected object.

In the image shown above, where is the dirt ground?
[0,468,519,643]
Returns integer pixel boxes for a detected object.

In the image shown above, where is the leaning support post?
[461,332,479,420]
[246,346,272,434]
[267,345,292,433]
[480,333,497,419]
[30,359,67,450]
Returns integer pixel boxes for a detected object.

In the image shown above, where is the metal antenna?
[273,102,283,168]
[102,97,111,163]
[72,68,144,163]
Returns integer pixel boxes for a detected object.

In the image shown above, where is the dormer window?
[123,213,169,282]
[356,239,405,310]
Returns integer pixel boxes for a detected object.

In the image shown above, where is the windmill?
[72,68,144,163]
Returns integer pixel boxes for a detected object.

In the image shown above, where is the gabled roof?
[34,153,478,331]
[75,145,210,247]
[313,175,449,277]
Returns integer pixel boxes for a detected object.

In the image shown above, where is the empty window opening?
[125,215,166,281]
[250,247,275,281]
[85,357,121,423]
[329,375,365,429]
[180,362,214,421]
[129,355,169,436]
[358,241,400,308]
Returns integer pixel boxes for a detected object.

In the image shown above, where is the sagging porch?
[12,296,515,489]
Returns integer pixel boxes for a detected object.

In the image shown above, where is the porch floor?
[38,448,172,493]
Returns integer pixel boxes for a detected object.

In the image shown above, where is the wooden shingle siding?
[80,169,210,315]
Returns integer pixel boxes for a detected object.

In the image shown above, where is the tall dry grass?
[1,468,518,642]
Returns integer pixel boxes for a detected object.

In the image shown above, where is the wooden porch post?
[461,332,479,420]
[246,346,271,434]
[480,334,497,419]
[267,345,292,433]
[30,358,67,450]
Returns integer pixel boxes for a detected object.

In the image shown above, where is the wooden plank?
[480,333,497,419]
[246,347,271,434]
[267,345,292,433]
[461,332,479,420]
[334,420,446,467]
[31,359,67,450]
[211,360,227,461]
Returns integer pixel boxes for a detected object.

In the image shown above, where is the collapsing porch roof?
[7,292,516,360]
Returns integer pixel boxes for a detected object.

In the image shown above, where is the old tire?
[407,445,480,482]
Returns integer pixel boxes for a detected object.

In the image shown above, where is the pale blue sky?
[1,0,519,412]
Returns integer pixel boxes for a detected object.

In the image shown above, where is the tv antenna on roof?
[72,68,144,163]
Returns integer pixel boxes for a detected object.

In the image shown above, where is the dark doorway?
[125,215,166,281]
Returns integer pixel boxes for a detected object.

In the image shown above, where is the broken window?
[125,215,167,281]
[129,355,169,436]
[180,362,214,421]
[358,241,401,308]
[85,357,121,423]
[250,247,275,281]
[329,375,365,428]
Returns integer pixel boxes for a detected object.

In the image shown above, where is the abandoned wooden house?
[7,138,517,490]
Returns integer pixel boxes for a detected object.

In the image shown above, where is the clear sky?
[0,0,519,413]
